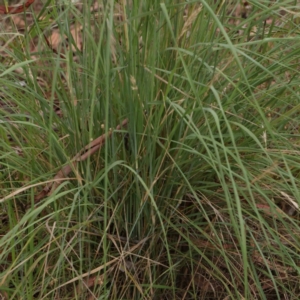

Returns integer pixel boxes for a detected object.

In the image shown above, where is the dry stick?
[43,33,67,59]
[34,118,129,203]
[0,0,35,14]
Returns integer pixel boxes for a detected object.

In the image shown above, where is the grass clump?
[1,0,300,299]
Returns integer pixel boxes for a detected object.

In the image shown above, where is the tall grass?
[1,0,300,299]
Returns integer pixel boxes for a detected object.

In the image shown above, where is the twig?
[34,118,128,203]
[0,0,35,14]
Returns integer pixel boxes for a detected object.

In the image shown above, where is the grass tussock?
[1,0,300,299]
